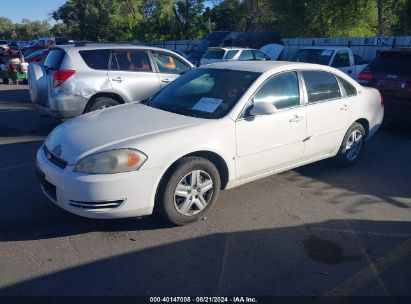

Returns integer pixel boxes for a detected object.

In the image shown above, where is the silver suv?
[28,43,194,118]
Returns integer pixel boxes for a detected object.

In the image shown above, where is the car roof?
[201,60,332,73]
[53,43,177,53]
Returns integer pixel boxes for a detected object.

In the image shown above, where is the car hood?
[44,103,205,165]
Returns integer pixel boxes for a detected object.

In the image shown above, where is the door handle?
[340,104,348,111]
[111,77,123,82]
[161,78,172,83]
[289,115,304,123]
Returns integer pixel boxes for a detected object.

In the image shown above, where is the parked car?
[28,43,194,119]
[0,40,8,52]
[25,48,50,64]
[358,49,411,122]
[36,61,383,225]
[290,47,369,80]
[188,31,282,66]
[35,37,69,46]
[199,47,270,66]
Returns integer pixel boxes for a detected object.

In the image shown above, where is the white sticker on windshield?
[192,97,223,113]
[321,50,333,56]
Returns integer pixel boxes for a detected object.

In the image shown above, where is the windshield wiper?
[140,96,153,106]
[156,105,197,118]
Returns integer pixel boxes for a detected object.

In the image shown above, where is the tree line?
[1,0,411,41]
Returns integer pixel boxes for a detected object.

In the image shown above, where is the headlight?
[74,149,147,174]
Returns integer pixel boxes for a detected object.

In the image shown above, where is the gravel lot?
[0,84,410,299]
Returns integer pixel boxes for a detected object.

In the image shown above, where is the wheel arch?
[83,92,126,113]
[354,118,369,137]
[153,150,230,211]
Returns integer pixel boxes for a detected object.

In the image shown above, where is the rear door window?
[302,71,342,103]
[44,49,66,70]
[80,49,110,70]
[110,51,152,72]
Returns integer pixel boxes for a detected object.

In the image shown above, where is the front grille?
[43,145,67,169]
[69,199,125,210]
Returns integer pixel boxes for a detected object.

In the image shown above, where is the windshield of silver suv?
[147,68,260,119]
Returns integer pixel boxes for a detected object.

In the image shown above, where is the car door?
[301,70,352,159]
[150,51,191,88]
[331,50,354,78]
[108,49,161,102]
[235,71,306,181]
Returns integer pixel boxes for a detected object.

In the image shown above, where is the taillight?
[358,72,373,82]
[53,70,75,87]
[379,91,384,107]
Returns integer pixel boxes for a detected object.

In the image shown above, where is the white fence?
[147,40,201,51]
[148,36,411,61]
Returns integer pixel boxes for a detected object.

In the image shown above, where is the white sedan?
[36,61,384,225]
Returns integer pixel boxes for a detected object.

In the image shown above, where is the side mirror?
[249,102,277,116]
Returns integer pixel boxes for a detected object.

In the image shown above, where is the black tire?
[335,122,366,166]
[85,96,120,113]
[157,156,221,226]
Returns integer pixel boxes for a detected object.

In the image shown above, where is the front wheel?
[335,122,366,166]
[157,157,221,226]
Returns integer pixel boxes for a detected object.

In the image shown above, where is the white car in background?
[36,61,383,225]
[290,46,369,80]
[199,47,270,66]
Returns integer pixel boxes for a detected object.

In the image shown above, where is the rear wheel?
[157,157,221,226]
[86,96,120,113]
[335,122,366,166]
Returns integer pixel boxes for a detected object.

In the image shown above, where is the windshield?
[148,68,260,119]
[203,49,225,59]
[291,49,334,65]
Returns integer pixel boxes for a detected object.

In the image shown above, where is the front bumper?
[36,146,161,219]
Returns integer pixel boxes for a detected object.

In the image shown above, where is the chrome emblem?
[46,152,52,160]
[401,82,406,89]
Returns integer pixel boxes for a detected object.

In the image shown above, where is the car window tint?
[338,77,357,96]
[44,49,66,70]
[367,52,411,73]
[332,51,350,68]
[204,49,225,59]
[354,54,368,65]
[302,71,341,103]
[110,51,152,72]
[253,72,300,110]
[153,52,190,75]
[224,50,239,59]
[253,50,270,60]
[79,49,110,70]
[240,50,254,60]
